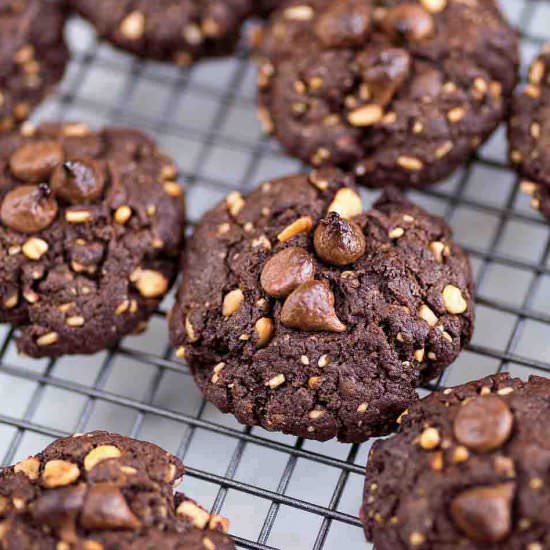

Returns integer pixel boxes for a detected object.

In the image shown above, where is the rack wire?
[1,2,550,548]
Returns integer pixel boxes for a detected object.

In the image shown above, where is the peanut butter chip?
[120,11,145,40]
[419,427,440,449]
[185,314,199,342]
[261,247,314,298]
[255,317,274,347]
[14,457,40,480]
[453,395,513,452]
[283,5,314,21]
[177,501,210,529]
[226,191,244,217]
[277,216,313,242]
[42,460,80,488]
[327,188,363,220]
[132,269,169,298]
[222,289,244,316]
[420,0,447,13]
[114,205,132,224]
[451,483,514,543]
[313,213,366,266]
[84,445,122,471]
[281,280,346,333]
[442,285,467,314]
[348,104,383,127]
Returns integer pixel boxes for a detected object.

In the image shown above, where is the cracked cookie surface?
[257,0,519,189]
[0,431,235,549]
[0,122,185,358]
[0,0,68,132]
[509,44,550,220]
[70,0,268,65]
[362,374,550,550]
[169,169,474,442]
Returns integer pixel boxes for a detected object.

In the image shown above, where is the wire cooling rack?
[1,2,550,549]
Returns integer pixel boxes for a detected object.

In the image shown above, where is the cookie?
[0,431,235,549]
[0,0,68,132]
[257,0,519,189]
[70,0,260,65]
[0,122,185,358]
[362,374,550,549]
[509,44,550,219]
[169,169,474,442]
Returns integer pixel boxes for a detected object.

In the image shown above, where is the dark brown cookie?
[509,44,550,219]
[362,374,550,550]
[0,431,235,549]
[70,0,260,65]
[0,0,68,132]
[0,122,186,358]
[257,0,519,189]
[169,169,474,442]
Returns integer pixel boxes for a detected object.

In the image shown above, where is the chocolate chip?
[358,47,411,107]
[453,395,514,452]
[314,0,371,48]
[80,483,141,530]
[0,183,58,233]
[281,279,346,332]
[9,141,64,182]
[33,484,86,543]
[314,212,366,266]
[451,483,515,543]
[50,158,105,204]
[261,246,315,298]
[382,3,435,42]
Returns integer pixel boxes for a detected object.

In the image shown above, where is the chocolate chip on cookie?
[257,0,519,188]
[362,374,550,549]
[0,431,235,549]
[0,123,185,358]
[170,169,474,442]
[509,43,550,220]
[0,1,68,132]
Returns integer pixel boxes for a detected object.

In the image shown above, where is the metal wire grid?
[1,1,550,548]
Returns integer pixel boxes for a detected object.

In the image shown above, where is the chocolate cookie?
[362,374,550,550]
[257,0,519,189]
[169,169,474,442]
[509,44,550,219]
[70,0,260,65]
[0,0,68,132]
[0,122,185,358]
[0,431,235,549]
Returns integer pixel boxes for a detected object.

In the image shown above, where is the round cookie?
[257,0,519,189]
[70,0,258,65]
[0,431,235,549]
[509,44,550,219]
[0,0,68,132]
[361,374,550,550]
[169,169,474,442]
[0,122,185,358]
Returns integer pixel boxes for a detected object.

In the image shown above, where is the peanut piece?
[84,445,122,471]
[327,188,363,220]
[42,460,80,488]
[222,289,244,317]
